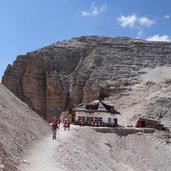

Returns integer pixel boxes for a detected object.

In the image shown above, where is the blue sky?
[0,0,171,80]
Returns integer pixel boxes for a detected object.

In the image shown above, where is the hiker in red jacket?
[63,120,68,131]
[52,120,59,140]
[67,119,71,131]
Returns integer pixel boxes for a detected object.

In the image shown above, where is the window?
[99,117,102,122]
[86,117,90,122]
[108,118,111,123]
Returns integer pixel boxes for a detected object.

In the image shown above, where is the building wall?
[137,119,158,128]
[75,111,116,124]
[144,121,157,128]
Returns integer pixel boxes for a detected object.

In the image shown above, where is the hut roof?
[139,117,159,123]
[74,100,120,114]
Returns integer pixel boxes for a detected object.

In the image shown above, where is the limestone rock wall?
[2,36,171,119]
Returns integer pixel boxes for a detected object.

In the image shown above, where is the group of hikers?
[51,119,71,140]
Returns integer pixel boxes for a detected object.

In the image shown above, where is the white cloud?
[116,15,137,27]
[137,30,144,37]
[81,3,107,17]
[138,17,155,27]
[117,14,155,28]
[164,15,170,19]
[146,35,171,42]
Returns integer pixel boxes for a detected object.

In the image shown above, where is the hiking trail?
[18,125,70,171]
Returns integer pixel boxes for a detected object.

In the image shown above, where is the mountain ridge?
[2,36,171,121]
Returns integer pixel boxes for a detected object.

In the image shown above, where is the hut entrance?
[141,121,145,127]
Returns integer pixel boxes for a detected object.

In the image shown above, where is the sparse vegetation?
[164,78,171,85]
[145,81,155,85]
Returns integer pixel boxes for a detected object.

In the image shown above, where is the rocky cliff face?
[2,36,171,120]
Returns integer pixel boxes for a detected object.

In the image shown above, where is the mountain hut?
[73,100,120,127]
[136,117,160,129]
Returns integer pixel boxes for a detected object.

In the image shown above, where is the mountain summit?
[2,36,171,123]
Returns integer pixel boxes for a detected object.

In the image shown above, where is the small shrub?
[145,81,155,86]
[164,79,171,85]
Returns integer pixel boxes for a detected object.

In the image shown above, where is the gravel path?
[18,125,68,171]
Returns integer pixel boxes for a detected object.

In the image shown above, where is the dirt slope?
[106,66,171,128]
[0,84,50,171]
[19,125,171,171]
